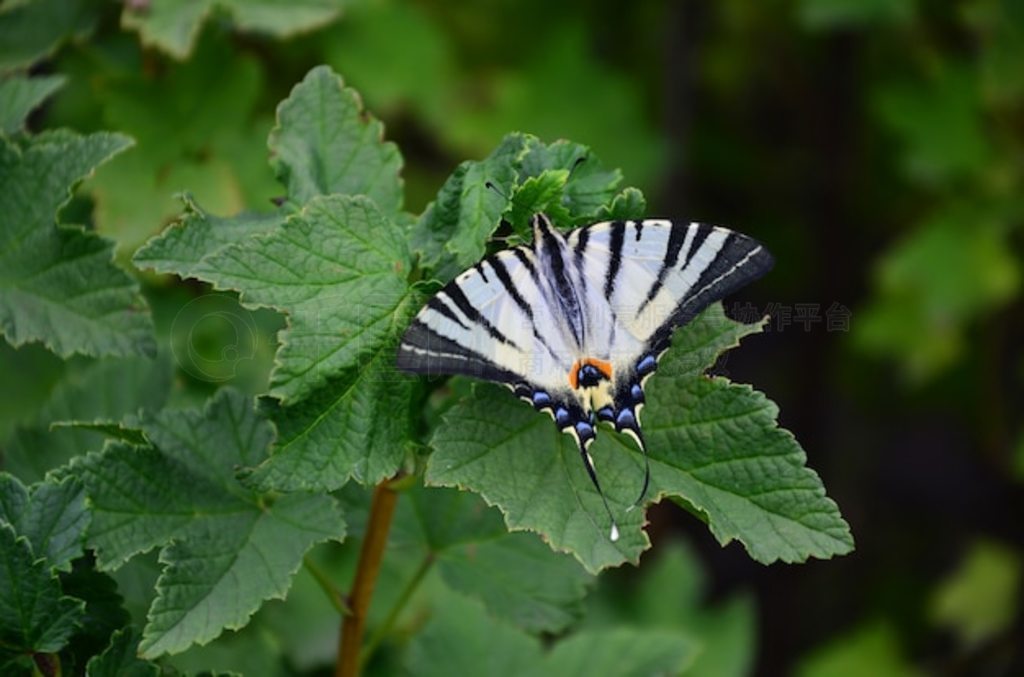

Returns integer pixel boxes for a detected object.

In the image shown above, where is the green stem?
[359,552,435,668]
[304,554,349,615]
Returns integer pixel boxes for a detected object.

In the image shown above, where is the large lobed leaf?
[428,304,854,573]
[268,65,404,211]
[0,129,155,358]
[71,388,346,657]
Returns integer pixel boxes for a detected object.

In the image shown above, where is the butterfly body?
[397,214,773,539]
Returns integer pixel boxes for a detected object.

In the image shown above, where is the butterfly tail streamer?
[578,438,620,542]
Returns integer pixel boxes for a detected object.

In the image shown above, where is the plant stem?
[304,555,349,615]
[359,552,435,668]
[336,479,400,677]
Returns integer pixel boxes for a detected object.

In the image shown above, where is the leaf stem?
[304,554,350,615]
[336,479,401,677]
[359,552,435,667]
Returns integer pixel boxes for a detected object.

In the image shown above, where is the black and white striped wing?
[396,247,574,395]
[568,219,773,426]
[570,220,772,357]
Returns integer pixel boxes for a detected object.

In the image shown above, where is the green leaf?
[581,541,756,677]
[593,187,648,222]
[797,0,916,30]
[3,354,171,483]
[964,0,1024,104]
[518,138,624,223]
[0,524,85,659]
[930,540,1022,648]
[404,589,693,677]
[268,65,403,211]
[410,133,525,276]
[186,195,411,402]
[86,628,159,677]
[505,170,572,236]
[59,559,132,672]
[427,304,853,573]
[543,629,695,676]
[133,196,285,282]
[854,203,1020,379]
[0,474,89,571]
[0,131,156,358]
[390,486,592,633]
[0,74,65,134]
[86,35,276,252]
[0,0,97,72]
[122,0,342,60]
[71,388,346,657]
[873,65,992,184]
[795,620,916,677]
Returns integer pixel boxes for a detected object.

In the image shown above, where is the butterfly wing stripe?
[637,221,693,314]
[441,284,523,351]
[397,323,521,383]
[427,296,470,331]
[486,255,564,364]
[603,220,626,299]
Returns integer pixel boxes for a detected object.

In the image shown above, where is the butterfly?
[396,214,773,540]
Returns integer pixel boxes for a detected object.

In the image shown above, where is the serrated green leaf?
[0,474,89,571]
[519,138,624,223]
[410,133,524,276]
[0,0,97,72]
[505,170,571,235]
[133,197,285,281]
[71,388,346,657]
[594,187,648,222]
[0,524,85,658]
[405,588,693,677]
[86,628,159,677]
[0,131,156,358]
[0,74,64,134]
[246,346,415,491]
[122,0,342,60]
[427,304,853,573]
[49,419,149,447]
[269,65,403,211]
[390,486,592,634]
[189,194,412,410]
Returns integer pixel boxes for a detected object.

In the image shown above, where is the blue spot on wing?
[636,354,657,376]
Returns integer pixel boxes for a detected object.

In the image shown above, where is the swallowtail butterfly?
[396,215,773,540]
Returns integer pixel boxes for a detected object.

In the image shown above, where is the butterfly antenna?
[578,440,620,542]
[569,154,588,177]
[484,180,509,200]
